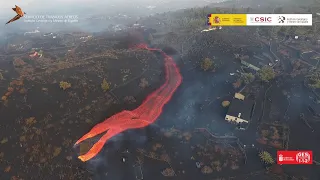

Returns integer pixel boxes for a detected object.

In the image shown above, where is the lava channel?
[74,43,182,162]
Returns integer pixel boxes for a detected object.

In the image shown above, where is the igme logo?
[278,16,285,23]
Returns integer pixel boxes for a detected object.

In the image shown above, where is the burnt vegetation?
[0,32,163,179]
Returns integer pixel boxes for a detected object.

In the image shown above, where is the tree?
[259,151,274,164]
[201,58,214,71]
[101,79,110,92]
[59,81,71,90]
[307,71,320,89]
[241,73,255,84]
[258,66,275,82]
[309,78,320,89]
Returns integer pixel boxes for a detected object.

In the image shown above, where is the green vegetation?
[241,73,255,84]
[307,71,320,89]
[258,66,275,82]
[101,79,110,92]
[59,81,71,90]
[201,58,215,71]
[0,72,3,80]
[259,151,275,164]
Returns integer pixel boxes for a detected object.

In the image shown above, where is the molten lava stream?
[75,44,182,162]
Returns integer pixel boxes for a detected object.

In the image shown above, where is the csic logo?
[250,17,272,22]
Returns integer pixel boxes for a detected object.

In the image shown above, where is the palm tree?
[259,151,275,164]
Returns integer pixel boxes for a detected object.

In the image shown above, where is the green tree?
[101,79,110,92]
[307,71,320,89]
[201,58,214,71]
[259,151,275,164]
[59,81,71,90]
[259,66,275,82]
[241,73,255,84]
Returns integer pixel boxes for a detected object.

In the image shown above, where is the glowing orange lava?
[75,43,182,162]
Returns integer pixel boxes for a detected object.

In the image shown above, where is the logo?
[250,17,272,22]
[208,14,247,26]
[277,151,312,165]
[296,152,311,164]
[278,154,283,162]
[214,16,220,24]
[278,16,285,23]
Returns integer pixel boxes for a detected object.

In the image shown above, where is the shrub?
[259,66,275,82]
[201,58,214,71]
[241,73,255,84]
[307,71,320,89]
[101,79,110,92]
[59,81,71,90]
[259,151,274,164]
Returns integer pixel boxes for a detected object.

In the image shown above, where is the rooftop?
[227,98,254,121]
[242,56,269,69]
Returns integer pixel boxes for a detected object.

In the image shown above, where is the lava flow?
[74,43,182,162]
